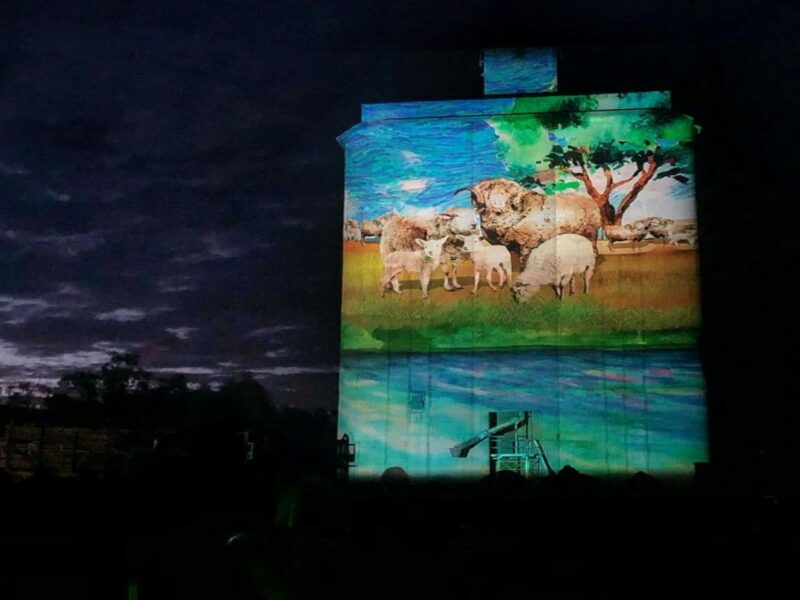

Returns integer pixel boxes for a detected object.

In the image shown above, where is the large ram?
[455,178,601,265]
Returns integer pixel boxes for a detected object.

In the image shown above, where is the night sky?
[1,0,798,437]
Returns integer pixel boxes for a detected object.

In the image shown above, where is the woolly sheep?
[457,234,512,294]
[643,218,697,241]
[455,178,601,266]
[380,237,449,299]
[380,209,479,290]
[668,231,698,246]
[343,218,362,242]
[603,221,649,251]
[510,234,596,302]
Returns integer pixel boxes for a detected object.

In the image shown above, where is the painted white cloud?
[401,150,423,165]
[398,178,431,193]
[343,378,379,388]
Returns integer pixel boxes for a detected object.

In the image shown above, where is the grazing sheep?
[343,219,362,242]
[457,234,512,294]
[602,217,701,250]
[380,208,480,290]
[380,237,449,299]
[633,216,672,238]
[455,178,601,266]
[643,218,698,242]
[668,230,698,246]
[510,234,596,302]
[603,221,649,251]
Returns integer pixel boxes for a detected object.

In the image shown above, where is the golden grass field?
[341,241,701,351]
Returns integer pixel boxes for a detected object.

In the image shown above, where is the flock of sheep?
[343,177,697,303]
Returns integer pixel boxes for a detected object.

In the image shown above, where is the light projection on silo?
[482,47,558,95]
[338,91,707,478]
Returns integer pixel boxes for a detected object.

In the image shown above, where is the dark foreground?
[1,469,799,599]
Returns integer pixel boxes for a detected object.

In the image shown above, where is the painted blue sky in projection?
[343,107,509,221]
[341,98,696,223]
[483,47,558,95]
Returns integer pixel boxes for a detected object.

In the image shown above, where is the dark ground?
[2,469,799,598]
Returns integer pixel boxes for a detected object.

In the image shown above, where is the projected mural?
[338,91,707,478]
[482,47,558,95]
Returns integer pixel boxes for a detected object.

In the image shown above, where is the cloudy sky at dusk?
[0,1,367,402]
[1,0,797,407]
[0,1,504,405]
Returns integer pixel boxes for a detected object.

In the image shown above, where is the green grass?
[341,242,701,352]
[343,297,699,352]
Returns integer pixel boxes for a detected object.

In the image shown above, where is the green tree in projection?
[490,93,696,226]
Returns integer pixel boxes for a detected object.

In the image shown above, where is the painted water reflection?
[339,349,707,478]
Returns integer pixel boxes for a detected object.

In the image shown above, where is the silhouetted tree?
[101,352,151,398]
[218,373,275,432]
[159,373,188,395]
[2,353,338,485]
[58,370,100,402]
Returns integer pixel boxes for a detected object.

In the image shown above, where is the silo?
[338,51,707,479]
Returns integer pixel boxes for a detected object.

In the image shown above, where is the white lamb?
[380,237,448,299]
[457,234,512,294]
[510,234,596,302]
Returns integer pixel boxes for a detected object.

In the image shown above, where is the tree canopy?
[489,93,697,225]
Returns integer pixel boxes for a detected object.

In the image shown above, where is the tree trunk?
[613,161,659,225]
[560,160,659,227]
[599,201,616,226]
